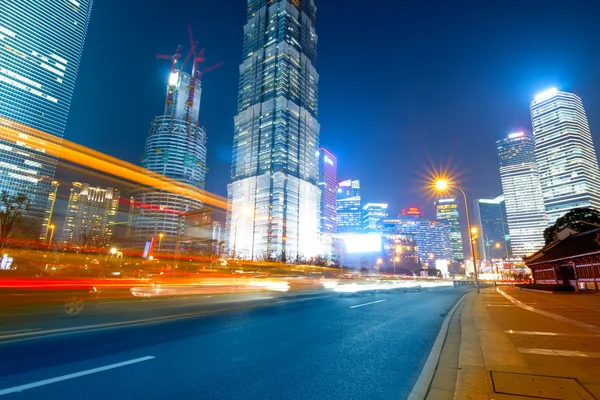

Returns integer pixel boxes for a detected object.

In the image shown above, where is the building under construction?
[131,27,219,248]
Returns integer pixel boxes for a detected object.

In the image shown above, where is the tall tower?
[0,1,93,222]
[132,68,207,240]
[435,197,464,260]
[530,89,600,223]
[472,195,511,259]
[496,132,547,257]
[227,0,321,260]
[318,148,337,235]
[337,180,361,234]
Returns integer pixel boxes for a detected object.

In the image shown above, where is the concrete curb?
[407,292,470,400]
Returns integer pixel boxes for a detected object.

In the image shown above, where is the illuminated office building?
[363,203,388,233]
[62,182,119,245]
[318,148,337,235]
[132,69,208,240]
[227,0,321,260]
[473,195,511,259]
[436,197,464,260]
[496,132,547,256]
[530,89,600,223]
[0,1,93,220]
[337,180,361,234]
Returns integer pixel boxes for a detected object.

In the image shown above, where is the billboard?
[342,234,382,254]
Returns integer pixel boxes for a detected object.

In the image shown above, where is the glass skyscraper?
[132,71,207,241]
[318,148,337,235]
[0,0,94,222]
[337,180,361,234]
[496,132,547,257]
[227,0,321,260]
[436,197,464,260]
[473,195,511,259]
[530,89,600,224]
[362,203,388,233]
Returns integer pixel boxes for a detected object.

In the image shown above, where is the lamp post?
[47,225,55,251]
[158,232,164,258]
[435,179,480,294]
[376,257,383,275]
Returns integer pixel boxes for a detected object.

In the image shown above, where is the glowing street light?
[434,178,480,293]
[110,247,117,255]
[158,232,164,258]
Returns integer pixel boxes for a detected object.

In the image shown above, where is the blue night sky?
[65,0,600,219]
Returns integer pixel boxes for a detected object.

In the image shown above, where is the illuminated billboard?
[342,234,382,254]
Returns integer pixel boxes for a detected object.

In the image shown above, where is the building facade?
[337,179,362,234]
[530,89,600,223]
[62,182,119,246]
[227,0,321,260]
[132,69,208,241]
[436,197,464,260]
[496,132,547,257]
[318,148,337,235]
[363,203,388,233]
[0,1,93,221]
[473,195,511,259]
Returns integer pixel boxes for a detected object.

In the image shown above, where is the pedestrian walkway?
[425,286,600,399]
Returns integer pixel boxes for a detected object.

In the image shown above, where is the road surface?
[0,287,469,399]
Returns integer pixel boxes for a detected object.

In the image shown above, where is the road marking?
[486,304,514,307]
[350,299,387,309]
[0,356,155,396]
[518,348,600,358]
[497,288,600,334]
[0,329,41,335]
[506,330,600,338]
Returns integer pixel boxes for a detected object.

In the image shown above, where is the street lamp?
[233,209,251,260]
[434,178,480,294]
[376,257,383,275]
[47,225,55,251]
[158,232,164,258]
[394,256,400,276]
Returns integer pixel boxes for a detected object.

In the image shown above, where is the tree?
[0,191,31,250]
[543,207,600,245]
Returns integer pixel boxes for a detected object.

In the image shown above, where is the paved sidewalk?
[426,287,600,399]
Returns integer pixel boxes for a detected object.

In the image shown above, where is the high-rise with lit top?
[0,0,93,220]
[435,197,464,260]
[227,0,321,260]
[318,148,337,235]
[530,89,600,224]
[496,132,547,256]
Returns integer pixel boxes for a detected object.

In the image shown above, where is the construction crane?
[156,45,181,105]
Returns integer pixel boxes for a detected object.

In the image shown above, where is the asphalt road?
[0,287,469,400]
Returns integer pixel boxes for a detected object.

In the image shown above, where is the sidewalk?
[426,286,600,399]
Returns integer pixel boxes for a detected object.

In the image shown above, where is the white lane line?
[350,299,388,309]
[0,356,155,396]
[518,348,600,358]
[506,330,600,338]
[0,329,41,335]
[497,288,600,334]
[486,304,514,307]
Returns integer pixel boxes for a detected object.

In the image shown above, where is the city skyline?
[58,0,600,218]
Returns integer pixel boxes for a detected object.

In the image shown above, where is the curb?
[407,292,470,400]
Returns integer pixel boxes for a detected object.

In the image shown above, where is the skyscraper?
[132,68,208,240]
[473,195,511,259]
[436,197,464,260]
[62,182,119,246]
[497,132,547,257]
[530,89,600,223]
[227,0,321,260]
[0,1,93,220]
[318,148,337,235]
[362,203,388,233]
[337,180,362,234]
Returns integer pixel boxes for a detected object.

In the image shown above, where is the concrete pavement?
[425,287,600,399]
[0,287,468,399]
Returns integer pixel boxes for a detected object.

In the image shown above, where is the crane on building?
[156,45,181,105]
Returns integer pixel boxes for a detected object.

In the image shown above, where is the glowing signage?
[438,198,455,204]
[403,207,422,216]
[342,234,382,254]
[338,180,351,187]
[534,87,558,102]
[324,155,334,166]
[508,132,525,139]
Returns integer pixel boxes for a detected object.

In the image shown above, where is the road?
[0,286,469,399]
